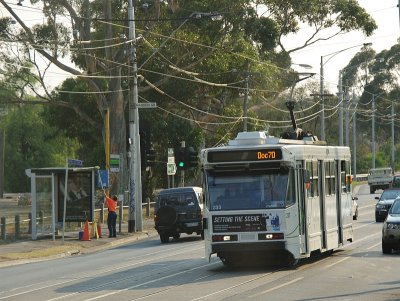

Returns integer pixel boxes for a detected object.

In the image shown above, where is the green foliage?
[0,0,379,193]
[41,78,104,167]
[1,106,79,192]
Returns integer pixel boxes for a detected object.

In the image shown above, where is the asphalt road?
[0,184,399,301]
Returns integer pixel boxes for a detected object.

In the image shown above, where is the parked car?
[352,196,359,220]
[391,174,400,188]
[375,188,400,222]
[382,198,400,254]
[154,187,204,243]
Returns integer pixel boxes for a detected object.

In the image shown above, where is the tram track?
[0,241,204,301]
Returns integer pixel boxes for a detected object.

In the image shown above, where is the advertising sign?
[212,213,282,233]
[58,171,93,222]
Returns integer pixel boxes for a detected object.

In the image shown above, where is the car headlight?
[376,204,385,210]
[386,223,400,230]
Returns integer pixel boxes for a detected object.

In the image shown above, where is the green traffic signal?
[176,146,187,170]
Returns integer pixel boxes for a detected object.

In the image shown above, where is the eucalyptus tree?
[0,0,377,192]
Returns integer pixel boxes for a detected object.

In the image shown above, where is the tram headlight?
[212,234,238,242]
[258,233,284,240]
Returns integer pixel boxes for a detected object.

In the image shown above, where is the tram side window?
[306,161,319,198]
[286,170,296,206]
[340,160,346,192]
[324,161,336,196]
[340,160,352,193]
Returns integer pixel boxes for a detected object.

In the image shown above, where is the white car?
[382,198,400,254]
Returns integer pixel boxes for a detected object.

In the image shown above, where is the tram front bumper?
[211,241,285,254]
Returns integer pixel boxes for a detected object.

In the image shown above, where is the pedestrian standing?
[105,194,118,237]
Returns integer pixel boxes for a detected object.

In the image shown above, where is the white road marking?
[248,277,304,297]
[325,256,350,268]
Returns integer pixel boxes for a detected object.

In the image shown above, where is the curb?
[0,229,158,268]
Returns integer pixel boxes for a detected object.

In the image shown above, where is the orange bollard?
[81,220,91,241]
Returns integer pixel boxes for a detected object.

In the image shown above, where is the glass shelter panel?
[35,176,53,235]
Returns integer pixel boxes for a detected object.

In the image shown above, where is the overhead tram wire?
[4,6,319,116]
[138,95,240,126]
[94,18,292,75]
[4,14,314,92]
[142,75,319,126]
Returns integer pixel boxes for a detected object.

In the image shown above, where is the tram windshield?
[206,169,295,211]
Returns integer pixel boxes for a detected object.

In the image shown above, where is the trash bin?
[79,230,84,240]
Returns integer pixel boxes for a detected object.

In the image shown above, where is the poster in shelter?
[58,171,93,222]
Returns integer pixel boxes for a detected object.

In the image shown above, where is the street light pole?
[320,56,325,141]
[338,70,343,146]
[372,91,385,169]
[127,0,142,232]
[320,42,372,142]
[352,90,357,180]
[345,90,350,146]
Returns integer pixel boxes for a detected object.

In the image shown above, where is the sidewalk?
[0,217,158,268]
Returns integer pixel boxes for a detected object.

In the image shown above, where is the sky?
[1,1,399,93]
[288,0,400,94]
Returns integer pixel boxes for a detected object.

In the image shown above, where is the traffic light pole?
[180,141,185,187]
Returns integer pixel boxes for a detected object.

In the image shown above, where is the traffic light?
[175,147,187,170]
[187,147,199,169]
[145,145,156,167]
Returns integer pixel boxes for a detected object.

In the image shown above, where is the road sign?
[137,102,156,108]
[168,148,175,163]
[110,154,120,172]
[167,163,177,175]
[68,159,83,167]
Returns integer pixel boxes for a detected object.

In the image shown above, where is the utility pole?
[338,70,343,146]
[310,92,333,141]
[392,98,395,172]
[243,74,249,132]
[398,0,400,36]
[352,90,357,180]
[372,93,376,169]
[345,90,350,146]
[180,141,185,187]
[127,0,142,232]
[320,56,325,141]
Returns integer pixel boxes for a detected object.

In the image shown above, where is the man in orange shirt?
[105,194,118,238]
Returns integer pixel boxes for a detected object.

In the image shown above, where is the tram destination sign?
[208,149,282,163]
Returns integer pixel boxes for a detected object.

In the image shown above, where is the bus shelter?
[25,167,100,240]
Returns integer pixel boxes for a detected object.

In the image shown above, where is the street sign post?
[137,102,157,108]
[68,159,83,167]
[167,163,177,175]
[110,154,120,172]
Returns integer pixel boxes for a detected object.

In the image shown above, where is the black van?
[154,187,203,243]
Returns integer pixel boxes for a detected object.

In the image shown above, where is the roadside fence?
[0,202,155,242]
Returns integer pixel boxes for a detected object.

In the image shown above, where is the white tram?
[201,131,354,266]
